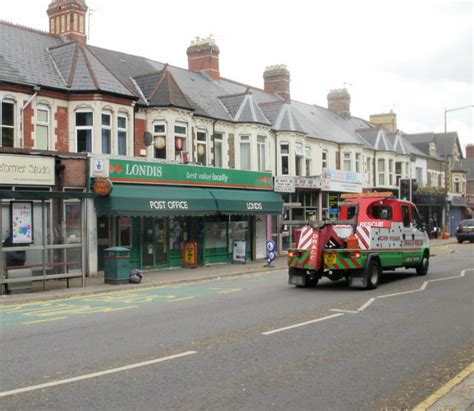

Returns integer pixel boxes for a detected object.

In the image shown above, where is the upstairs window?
[174,122,187,161]
[101,112,111,154]
[343,152,351,171]
[213,133,224,167]
[197,130,207,165]
[257,136,266,171]
[377,158,385,186]
[75,111,93,153]
[305,146,312,176]
[240,135,251,170]
[281,143,289,175]
[36,105,50,150]
[153,122,167,159]
[355,153,362,174]
[117,115,127,156]
[1,100,14,147]
[295,143,304,176]
[389,159,394,186]
[322,149,328,170]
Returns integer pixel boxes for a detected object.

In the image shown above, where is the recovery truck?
[288,192,430,289]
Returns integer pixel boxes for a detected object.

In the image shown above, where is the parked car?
[456,219,474,243]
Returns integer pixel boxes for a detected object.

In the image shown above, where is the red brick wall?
[62,158,87,187]
[55,106,69,152]
[187,45,220,80]
[134,118,147,156]
[23,102,34,148]
[466,144,474,159]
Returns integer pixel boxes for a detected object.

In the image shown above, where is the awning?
[95,185,217,217]
[95,185,284,217]
[209,189,283,215]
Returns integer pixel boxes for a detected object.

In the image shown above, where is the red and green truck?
[288,192,430,289]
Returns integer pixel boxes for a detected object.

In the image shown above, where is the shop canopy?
[95,185,283,217]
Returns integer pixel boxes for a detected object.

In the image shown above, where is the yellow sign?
[0,154,55,185]
[324,253,337,265]
[183,242,197,267]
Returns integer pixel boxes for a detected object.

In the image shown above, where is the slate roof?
[460,159,474,180]
[403,131,463,159]
[134,66,193,109]
[219,91,270,125]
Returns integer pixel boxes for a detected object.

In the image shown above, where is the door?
[142,217,154,267]
[255,216,267,259]
[154,218,168,266]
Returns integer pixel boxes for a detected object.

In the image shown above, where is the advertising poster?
[11,202,33,244]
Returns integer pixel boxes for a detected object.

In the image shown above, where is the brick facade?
[55,106,69,152]
[134,118,147,156]
[23,102,34,148]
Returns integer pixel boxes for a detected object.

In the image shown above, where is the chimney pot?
[263,65,290,101]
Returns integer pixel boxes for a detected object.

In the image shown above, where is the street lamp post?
[443,105,474,234]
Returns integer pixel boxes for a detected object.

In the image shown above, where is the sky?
[3,0,473,154]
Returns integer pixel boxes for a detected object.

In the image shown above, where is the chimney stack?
[47,0,88,43]
[369,110,398,132]
[263,65,290,101]
[327,88,351,117]
[187,36,220,80]
[466,144,474,159]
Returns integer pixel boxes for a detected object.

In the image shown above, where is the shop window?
[118,217,132,247]
[36,105,50,150]
[1,100,15,147]
[101,112,111,154]
[240,135,251,170]
[343,152,351,171]
[197,130,207,165]
[153,122,167,159]
[281,143,289,175]
[75,111,93,153]
[378,158,385,186]
[213,132,223,167]
[117,115,127,156]
[174,122,187,161]
[257,136,266,171]
[169,217,188,251]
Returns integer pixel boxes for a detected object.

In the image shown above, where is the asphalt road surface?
[1,243,473,410]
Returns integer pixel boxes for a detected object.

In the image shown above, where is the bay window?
[213,132,223,167]
[378,158,385,186]
[174,122,187,161]
[197,130,207,165]
[257,135,266,171]
[101,112,111,154]
[281,143,289,175]
[240,135,251,170]
[153,122,167,159]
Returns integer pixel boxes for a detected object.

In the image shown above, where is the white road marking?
[0,351,197,398]
[262,313,344,335]
[378,289,422,299]
[357,298,376,312]
[330,309,359,314]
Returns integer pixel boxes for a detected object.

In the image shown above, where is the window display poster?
[11,202,33,244]
[233,240,246,264]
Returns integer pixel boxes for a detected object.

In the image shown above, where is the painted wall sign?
[0,154,54,186]
[104,158,273,190]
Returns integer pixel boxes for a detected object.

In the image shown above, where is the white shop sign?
[0,154,55,185]
[294,177,321,189]
[274,177,295,193]
[90,157,110,177]
[232,240,247,264]
[321,179,362,193]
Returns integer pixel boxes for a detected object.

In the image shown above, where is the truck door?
[410,205,428,248]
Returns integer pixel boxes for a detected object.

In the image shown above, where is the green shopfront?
[91,158,283,271]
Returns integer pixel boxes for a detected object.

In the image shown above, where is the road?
[1,243,473,410]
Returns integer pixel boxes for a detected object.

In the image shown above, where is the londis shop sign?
[107,158,273,190]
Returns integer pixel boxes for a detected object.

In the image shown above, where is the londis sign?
[106,158,273,190]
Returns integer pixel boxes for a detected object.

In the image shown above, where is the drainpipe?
[20,85,40,148]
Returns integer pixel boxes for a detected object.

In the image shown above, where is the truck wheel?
[416,252,429,276]
[365,259,381,290]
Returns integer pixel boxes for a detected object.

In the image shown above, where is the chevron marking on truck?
[297,226,314,249]
[356,226,370,250]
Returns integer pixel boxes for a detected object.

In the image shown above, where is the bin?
[104,247,130,284]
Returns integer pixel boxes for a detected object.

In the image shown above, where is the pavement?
[2,236,471,411]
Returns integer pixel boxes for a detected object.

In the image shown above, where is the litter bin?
[104,247,130,284]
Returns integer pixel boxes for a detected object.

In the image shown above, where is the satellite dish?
[144,131,153,146]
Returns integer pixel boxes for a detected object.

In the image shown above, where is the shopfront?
[413,192,445,230]
[91,157,283,271]
[0,152,90,293]
[449,195,468,235]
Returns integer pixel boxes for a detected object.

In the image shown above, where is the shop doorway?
[255,217,266,259]
[142,217,154,267]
